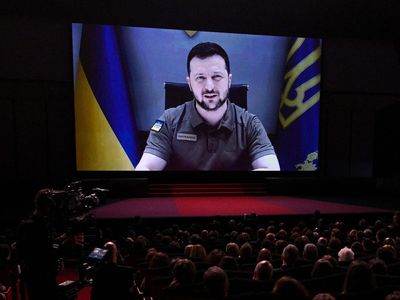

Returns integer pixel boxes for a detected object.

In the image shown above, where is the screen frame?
[70,21,325,182]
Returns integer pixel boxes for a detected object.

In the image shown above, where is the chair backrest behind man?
[164,82,248,110]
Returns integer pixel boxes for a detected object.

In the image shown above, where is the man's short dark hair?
[187,42,230,75]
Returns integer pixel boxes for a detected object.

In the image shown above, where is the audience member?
[350,241,364,259]
[253,260,273,282]
[144,248,158,264]
[218,255,238,271]
[377,245,397,265]
[266,232,276,242]
[225,243,240,257]
[281,244,300,269]
[313,293,336,300]
[272,276,309,299]
[386,291,400,300]
[189,244,207,261]
[295,235,310,255]
[206,230,223,252]
[346,229,358,245]
[170,258,197,287]
[327,237,341,257]
[201,230,209,242]
[311,259,334,278]
[120,237,135,266]
[276,229,288,241]
[0,284,7,300]
[148,251,170,269]
[238,242,253,260]
[338,246,354,265]
[376,229,388,247]
[384,237,396,247]
[207,249,225,267]
[317,237,328,257]
[236,232,250,246]
[368,258,388,275]
[257,248,272,262]
[304,243,319,261]
[321,255,340,272]
[390,211,400,237]
[275,239,288,256]
[255,228,266,245]
[341,260,376,295]
[203,266,229,299]
[358,218,368,231]
[363,238,377,255]
[260,237,275,253]
[184,244,193,257]
[238,242,255,264]
[132,235,149,262]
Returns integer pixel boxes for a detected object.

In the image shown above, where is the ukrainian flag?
[274,38,321,171]
[74,24,140,170]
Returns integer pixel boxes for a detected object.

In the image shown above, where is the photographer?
[16,188,84,300]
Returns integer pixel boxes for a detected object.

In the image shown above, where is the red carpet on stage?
[92,195,389,219]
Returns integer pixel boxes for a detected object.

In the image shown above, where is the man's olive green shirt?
[144,100,276,170]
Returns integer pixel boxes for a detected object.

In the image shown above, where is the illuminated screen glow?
[72,23,321,172]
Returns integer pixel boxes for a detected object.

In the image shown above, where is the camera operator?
[15,188,82,300]
[90,241,135,300]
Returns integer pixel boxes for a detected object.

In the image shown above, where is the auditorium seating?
[2,211,400,300]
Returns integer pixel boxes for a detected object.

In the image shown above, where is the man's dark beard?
[195,96,228,111]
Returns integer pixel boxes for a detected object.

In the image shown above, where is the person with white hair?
[338,246,355,266]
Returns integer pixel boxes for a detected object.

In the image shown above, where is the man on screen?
[136,42,280,171]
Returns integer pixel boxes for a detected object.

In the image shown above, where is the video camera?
[58,247,110,299]
[47,181,108,231]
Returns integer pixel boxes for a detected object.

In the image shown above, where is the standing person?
[91,241,135,300]
[16,189,62,300]
[136,42,280,171]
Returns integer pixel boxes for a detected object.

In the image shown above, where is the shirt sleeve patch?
[151,120,164,132]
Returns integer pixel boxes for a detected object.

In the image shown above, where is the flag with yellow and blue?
[74,24,140,170]
[274,38,321,171]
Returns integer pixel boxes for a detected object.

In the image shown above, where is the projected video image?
[72,24,321,172]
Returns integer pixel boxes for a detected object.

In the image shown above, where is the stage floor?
[92,195,390,219]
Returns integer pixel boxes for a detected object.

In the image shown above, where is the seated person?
[253,260,274,289]
[203,266,229,300]
[136,42,280,171]
[169,258,197,287]
[280,244,300,269]
[311,259,334,278]
[338,246,355,266]
[341,260,376,296]
[272,276,309,300]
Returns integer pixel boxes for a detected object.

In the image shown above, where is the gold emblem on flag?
[279,38,321,129]
[295,151,318,171]
[185,30,198,37]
